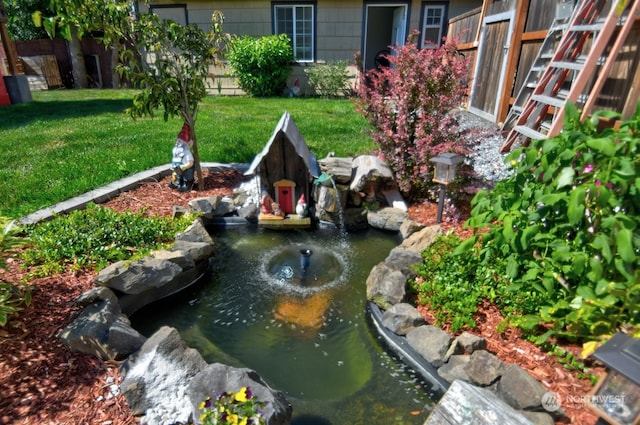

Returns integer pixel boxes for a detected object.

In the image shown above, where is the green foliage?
[226,34,294,97]
[458,103,640,342]
[305,61,353,98]
[4,0,49,40]
[548,345,598,384]
[198,386,265,425]
[22,203,191,276]
[410,233,542,332]
[0,217,30,326]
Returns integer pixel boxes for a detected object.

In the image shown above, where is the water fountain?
[131,226,439,424]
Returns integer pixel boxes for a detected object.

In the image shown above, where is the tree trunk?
[110,40,121,88]
[68,26,88,89]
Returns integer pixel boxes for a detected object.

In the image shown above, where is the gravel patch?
[453,108,513,184]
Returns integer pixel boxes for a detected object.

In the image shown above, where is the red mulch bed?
[0,169,602,424]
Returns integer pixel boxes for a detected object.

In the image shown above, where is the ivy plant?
[456,103,640,342]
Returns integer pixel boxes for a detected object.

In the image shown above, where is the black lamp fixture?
[429,153,464,223]
[588,333,640,425]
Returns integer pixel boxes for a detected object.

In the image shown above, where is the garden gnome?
[169,123,195,192]
[296,194,308,217]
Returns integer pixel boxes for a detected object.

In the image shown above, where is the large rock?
[464,350,505,386]
[188,363,292,425]
[384,247,423,279]
[94,257,184,295]
[171,240,215,262]
[406,325,454,368]
[350,155,394,192]
[381,303,425,335]
[366,262,406,309]
[437,354,471,383]
[400,225,442,253]
[175,218,215,245]
[498,364,550,411]
[318,156,354,184]
[58,289,146,360]
[120,326,209,424]
[367,207,408,232]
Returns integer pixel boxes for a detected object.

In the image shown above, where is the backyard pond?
[132,225,440,424]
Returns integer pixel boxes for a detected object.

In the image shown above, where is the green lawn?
[0,89,375,219]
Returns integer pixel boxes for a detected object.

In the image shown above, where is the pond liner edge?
[367,301,450,397]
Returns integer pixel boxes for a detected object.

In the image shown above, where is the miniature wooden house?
[245,112,320,227]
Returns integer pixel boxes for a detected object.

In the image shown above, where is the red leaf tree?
[354,31,470,201]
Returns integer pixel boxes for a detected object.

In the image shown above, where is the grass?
[0,89,375,219]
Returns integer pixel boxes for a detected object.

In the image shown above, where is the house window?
[421,3,447,48]
[273,3,315,62]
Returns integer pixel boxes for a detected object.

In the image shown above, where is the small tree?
[353,31,469,201]
[117,11,229,190]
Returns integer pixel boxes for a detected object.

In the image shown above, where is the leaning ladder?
[500,0,632,152]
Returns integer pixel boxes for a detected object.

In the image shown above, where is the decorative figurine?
[169,123,195,192]
[261,193,274,214]
[296,194,308,217]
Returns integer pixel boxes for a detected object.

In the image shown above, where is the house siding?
[143,0,482,95]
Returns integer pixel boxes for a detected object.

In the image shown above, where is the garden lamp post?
[430,153,464,223]
[588,333,640,425]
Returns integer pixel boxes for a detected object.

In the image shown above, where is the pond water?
[132,225,439,425]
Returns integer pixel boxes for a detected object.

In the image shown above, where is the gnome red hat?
[298,194,306,204]
[178,123,190,141]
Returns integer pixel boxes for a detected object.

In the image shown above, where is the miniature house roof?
[245,111,320,178]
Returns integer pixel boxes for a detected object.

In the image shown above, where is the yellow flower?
[239,418,248,425]
[234,387,248,402]
[227,413,239,424]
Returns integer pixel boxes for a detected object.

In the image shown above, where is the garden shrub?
[456,103,640,342]
[410,233,544,333]
[305,60,352,98]
[226,34,294,97]
[353,31,470,201]
[0,216,30,326]
[22,203,192,276]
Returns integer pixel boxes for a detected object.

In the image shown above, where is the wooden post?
[0,1,20,76]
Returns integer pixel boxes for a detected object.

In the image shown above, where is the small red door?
[277,186,293,214]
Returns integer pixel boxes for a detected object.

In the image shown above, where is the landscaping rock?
[455,332,487,353]
[151,249,195,271]
[176,218,215,245]
[464,350,505,386]
[58,295,145,360]
[384,246,423,279]
[520,411,555,425]
[399,218,425,239]
[318,156,354,184]
[437,355,471,383]
[171,240,215,262]
[120,326,208,424]
[400,225,442,253]
[365,262,406,309]
[349,155,394,192]
[498,363,549,411]
[381,303,425,335]
[94,257,184,295]
[367,207,408,232]
[406,325,453,368]
[188,363,292,425]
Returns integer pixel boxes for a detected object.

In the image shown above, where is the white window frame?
[273,3,315,62]
[421,4,446,49]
